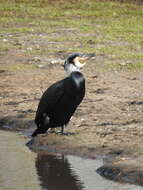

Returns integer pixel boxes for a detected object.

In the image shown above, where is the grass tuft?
[0,0,142,70]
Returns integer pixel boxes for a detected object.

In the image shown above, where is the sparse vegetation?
[0,0,142,69]
[4,63,37,72]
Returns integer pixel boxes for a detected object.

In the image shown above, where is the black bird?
[32,53,94,137]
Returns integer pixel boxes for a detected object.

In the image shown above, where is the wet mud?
[97,165,143,186]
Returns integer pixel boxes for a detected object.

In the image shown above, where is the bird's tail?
[32,127,48,137]
[32,115,50,137]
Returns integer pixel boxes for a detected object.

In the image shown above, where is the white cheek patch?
[74,57,86,68]
[75,61,86,68]
[74,57,86,69]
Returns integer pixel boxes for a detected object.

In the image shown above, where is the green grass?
[0,0,142,69]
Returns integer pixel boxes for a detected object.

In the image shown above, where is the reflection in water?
[35,153,143,190]
[36,153,84,190]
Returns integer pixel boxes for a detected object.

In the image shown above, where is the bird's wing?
[35,79,65,125]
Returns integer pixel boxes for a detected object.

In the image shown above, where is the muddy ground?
[0,32,143,185]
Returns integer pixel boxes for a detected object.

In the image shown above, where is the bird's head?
[64,53,95,75]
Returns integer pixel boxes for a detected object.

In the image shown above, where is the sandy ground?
[0,33,143,185]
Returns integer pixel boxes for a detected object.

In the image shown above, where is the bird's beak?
[80,53,96,62]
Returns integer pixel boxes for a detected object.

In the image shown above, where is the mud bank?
[97,157,143,186]
[1,64,143,186]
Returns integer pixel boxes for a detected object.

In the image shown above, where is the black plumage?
[32,53,94,137]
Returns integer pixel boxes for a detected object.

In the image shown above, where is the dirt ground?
[0,32,143,185]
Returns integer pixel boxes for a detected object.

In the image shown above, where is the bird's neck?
[65,63,80,76]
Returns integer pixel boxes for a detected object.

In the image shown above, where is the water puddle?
[35,153,143,190]
[0,130,143,190]
[0,130,40,190]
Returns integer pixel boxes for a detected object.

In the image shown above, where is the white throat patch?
[65,63,79,76]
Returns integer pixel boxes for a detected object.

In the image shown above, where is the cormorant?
[32,53,94,137]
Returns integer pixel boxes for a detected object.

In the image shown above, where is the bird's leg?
[60,125,65,134]
[60,125,72,135]
[59,124,75,136]
[55,124,74,136]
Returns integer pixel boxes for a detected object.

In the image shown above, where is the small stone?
[27,47,32,51]
[33,57,41,62]
[37,64,44,68]
[3,39,7,42]
[119,62,126,66]
[50,59,64,65]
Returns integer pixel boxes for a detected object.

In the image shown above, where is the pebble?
[3,39,7,42]
[27,47,33,51]
[50,59,64,64]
